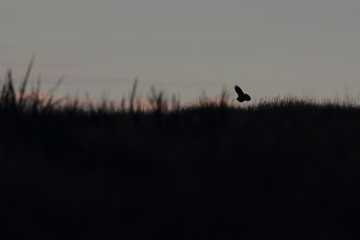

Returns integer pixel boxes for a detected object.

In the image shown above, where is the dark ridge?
[1,65,360,239]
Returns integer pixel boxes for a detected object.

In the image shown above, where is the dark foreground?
[1,100,360,239]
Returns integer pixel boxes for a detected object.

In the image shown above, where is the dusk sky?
[1,0,360,102]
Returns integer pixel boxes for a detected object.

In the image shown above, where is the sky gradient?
[1,0,360,102]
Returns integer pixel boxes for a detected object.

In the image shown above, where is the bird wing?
[234,85,244,96]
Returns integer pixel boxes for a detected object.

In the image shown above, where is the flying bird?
[234,85,251,102]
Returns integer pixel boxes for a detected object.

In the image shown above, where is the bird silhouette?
[234,85,251,102]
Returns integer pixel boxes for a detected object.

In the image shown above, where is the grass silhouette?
[1,65,360,239]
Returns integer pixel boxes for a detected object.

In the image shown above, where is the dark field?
[2,97,360,239]
[1,69,360,239]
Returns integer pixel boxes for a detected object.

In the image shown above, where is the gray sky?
[1,0,360,102]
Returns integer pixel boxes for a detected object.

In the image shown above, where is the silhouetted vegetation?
[1,66,360,239]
